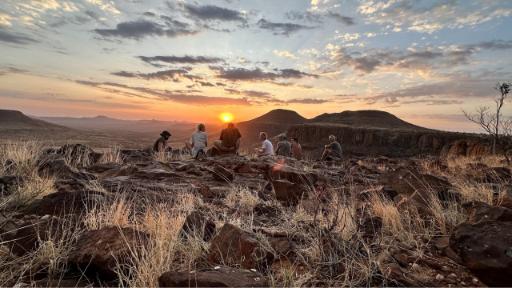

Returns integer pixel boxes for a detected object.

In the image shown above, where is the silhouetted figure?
[154,130,171,153]
[275,135,291,157]
[321,135,342,161]
[256,132,274,157]
[291,137,303,160]
[190,123,208,159]
[213,123,242,154]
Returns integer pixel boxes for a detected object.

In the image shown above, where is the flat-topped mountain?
[310,110,429,131]
[0,110,67,130]
[244,109,306,124]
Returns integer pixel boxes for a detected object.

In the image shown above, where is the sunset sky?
[1,0,512,131]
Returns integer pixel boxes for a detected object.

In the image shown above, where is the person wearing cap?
[154,130,171,153]
[321,134,342,161]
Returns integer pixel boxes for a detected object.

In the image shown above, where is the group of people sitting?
[153,122,343,161]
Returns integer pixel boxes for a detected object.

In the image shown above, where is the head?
[328,135,336,143]
[161,130,171,140]
[227,123,235,129]
[291,137,299,143]
[280,135,288,141]
[259,132,268,141]
[197,123,205,132]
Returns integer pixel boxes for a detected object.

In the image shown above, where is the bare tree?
[464,82,511,154]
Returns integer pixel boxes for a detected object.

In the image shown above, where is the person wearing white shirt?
[190,123,208,159]
[256,132,274,157]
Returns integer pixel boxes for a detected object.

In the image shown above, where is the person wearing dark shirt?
[153,130,171,152]
[213,123,242,153]
[275,135,292,157]
[321,135,342,161]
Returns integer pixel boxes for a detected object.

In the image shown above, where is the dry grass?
[1,141,510,287]
[0,141,55,209]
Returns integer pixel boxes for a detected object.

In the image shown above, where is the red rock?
[180,211,216,241]
[158,266,268,287]
[208,223,274,271]
[450,221,512,286]
[68,227,149,281]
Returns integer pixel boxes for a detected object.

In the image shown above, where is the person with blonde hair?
[190,123,208,159]
[321,134,342,161]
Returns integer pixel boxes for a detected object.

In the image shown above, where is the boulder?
[500,186,512,209]
[68,227,149,281]
[450,221,512,286]
[24,190,108,216]
[378,248,482,287]
[0,215,67,256]
[180,211,216,241]
[38,159,96,181]
[268,163,317,186]
[120,149,153,163]
[272,179,307,206]
[380,168,458,206]
[55,144,102,167]
[211,165,234,182]
[463,201,512,224]
[0,176,23,196]
[158,266,268,287]
[208,223,274,271]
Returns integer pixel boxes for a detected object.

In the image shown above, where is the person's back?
[220,126,242,149]
[276,140,291,157]
[191,130,208,158]
[291,139,303,160]
[153,136,166,152]
[153,130,171,153]
[261,139,274,156]
[329,141,343,158]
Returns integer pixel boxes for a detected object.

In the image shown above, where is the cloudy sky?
[1,0,512,131]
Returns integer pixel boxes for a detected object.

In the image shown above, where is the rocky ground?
[0,142,511,287]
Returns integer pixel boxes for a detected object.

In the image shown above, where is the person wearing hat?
[154,130,171,153]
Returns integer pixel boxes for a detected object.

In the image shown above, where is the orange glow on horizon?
[220,112,234,123]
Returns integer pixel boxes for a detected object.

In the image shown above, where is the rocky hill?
[310,110,429,131]
[0,110,68,130]
[234,109,307,147]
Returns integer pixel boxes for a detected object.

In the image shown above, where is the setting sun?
[220,112,234,123]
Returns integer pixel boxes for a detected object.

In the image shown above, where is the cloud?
[0,28,38,44]
[138,55,223,67]
[326,12,355,25]
[76,80,250,106]
[257,18,316,36]
[86,0,120,15]
[213,67,318,81]
[273,50,298,59]
[111,69,192,81]
[225,88,272,98]
[183,3,246,23]
[94,20,197,40]
[286,98,329,104]
[358,0,512,33]
[328,40,512,73]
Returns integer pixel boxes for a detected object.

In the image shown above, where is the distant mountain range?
[0,110,68,131]
[0,108,433,149]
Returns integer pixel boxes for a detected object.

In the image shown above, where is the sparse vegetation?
[0,141,510,286]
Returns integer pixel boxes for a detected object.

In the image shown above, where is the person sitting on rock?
[321,135,342,161]
[256,132,274,157]
[190,123,208,159]
[153,130,171,153]
[213,123,242,154]
[275,135,292,157]
[291,137,303,160]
